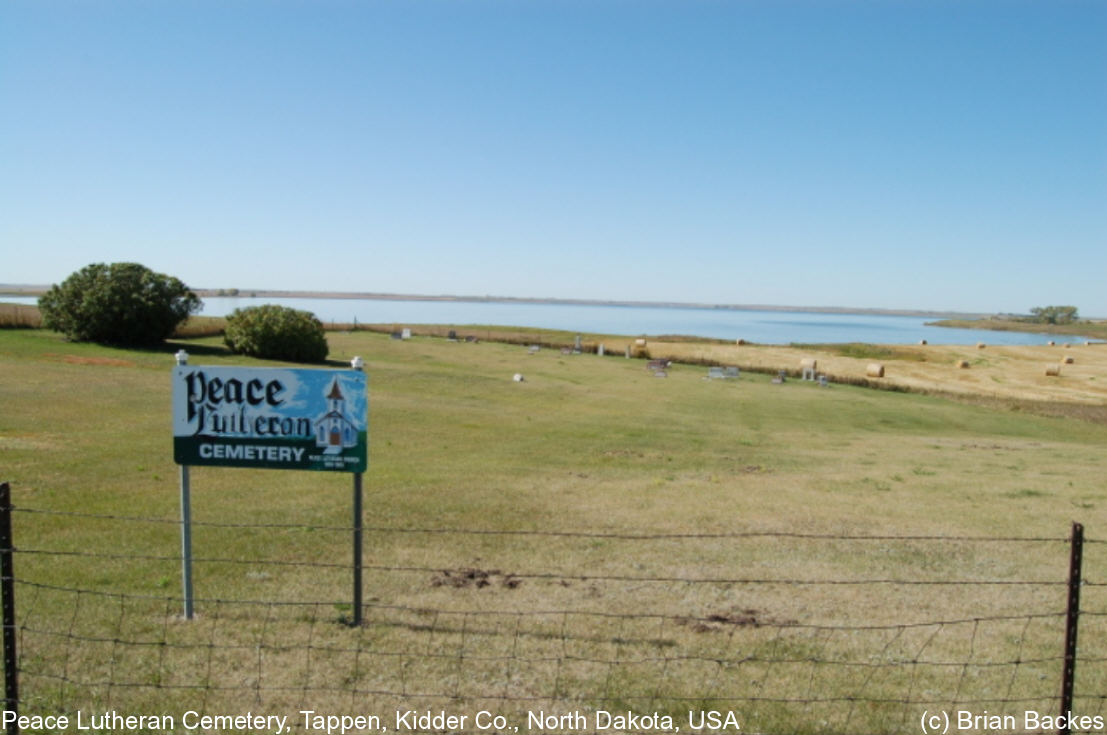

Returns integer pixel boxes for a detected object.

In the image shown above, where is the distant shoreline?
[0,283,979,318]
[120,286,992,320]
[5,286,1104,340]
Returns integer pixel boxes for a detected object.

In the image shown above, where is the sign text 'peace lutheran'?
[172,366,368,472]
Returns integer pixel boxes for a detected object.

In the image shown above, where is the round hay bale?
[1047,340,1056,346]
[976,343,986,349]
[1063,343,1071,348]
[736,338,747,346]
[919,339,928,345]
[799,357,817,370]
[1063,355,1075,364]
[1045,364,1061,377]
[866,363,885,378]
[512,373,525,382]
[956,360,970,369]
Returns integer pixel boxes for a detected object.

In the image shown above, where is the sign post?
[175,351,195,620]
[172,354,369,622]
[350,356,365,626]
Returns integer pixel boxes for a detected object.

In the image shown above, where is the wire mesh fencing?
[3,491,1105,734]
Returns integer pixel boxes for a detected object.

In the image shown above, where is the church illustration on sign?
[315,378,358,454]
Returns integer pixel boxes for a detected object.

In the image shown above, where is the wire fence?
[2,484,1105,734]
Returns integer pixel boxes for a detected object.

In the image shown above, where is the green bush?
[38,262,200,346]
[1029,305,1079,325]
[223,304,329,363]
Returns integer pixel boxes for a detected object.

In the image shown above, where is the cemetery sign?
[172,365,368,472]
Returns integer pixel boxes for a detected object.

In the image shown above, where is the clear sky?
[3,1,1105,316]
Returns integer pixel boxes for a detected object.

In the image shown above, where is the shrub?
[38,262,201,346]
[1029,305,1079,325]
[223,304,329,363]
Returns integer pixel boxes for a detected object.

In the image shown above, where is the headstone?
[401,328,411,340]
[724,366,740,378]
[575,335,582,351]
[390,331,402,340]
[447,329,457,341]
[818,374,829,387]
[598,344,605,356]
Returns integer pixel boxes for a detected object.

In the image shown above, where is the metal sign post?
[179,464,194,619]
[175,351,195,620]
[352,471,363,626]
[350,356,366,626]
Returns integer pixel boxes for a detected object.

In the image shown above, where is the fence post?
[1059,521,1083,735]
[1,482,19,734]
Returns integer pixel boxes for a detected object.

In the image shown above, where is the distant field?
[350,323,1107,417]
[1,327,1105,733]
[930,316,1107,341]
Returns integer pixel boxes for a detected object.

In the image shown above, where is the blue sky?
[3,1,1105,315]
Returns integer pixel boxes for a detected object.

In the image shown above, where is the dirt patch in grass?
[677,608,796,632]
[431,567,522,589]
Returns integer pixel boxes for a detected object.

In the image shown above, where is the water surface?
[5,294,1078,345]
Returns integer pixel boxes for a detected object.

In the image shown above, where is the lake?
[4,294,1075,345]
[199,296,1062,346]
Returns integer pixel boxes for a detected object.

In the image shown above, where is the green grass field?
[1,328,1105,734]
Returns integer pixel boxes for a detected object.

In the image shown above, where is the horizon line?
[3,283,993,319]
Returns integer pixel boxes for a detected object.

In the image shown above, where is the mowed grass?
[2,328,1106,733]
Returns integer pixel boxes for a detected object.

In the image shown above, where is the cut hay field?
[640,339,1107,408]
[1,327,1105,734]
[353,321,1107,413]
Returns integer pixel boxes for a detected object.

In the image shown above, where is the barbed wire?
[12,547,1076,587]
[12,505,1086,543]
[6,508,1102,735]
